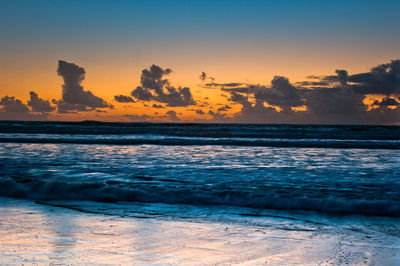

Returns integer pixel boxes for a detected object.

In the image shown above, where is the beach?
[1,197,400,265]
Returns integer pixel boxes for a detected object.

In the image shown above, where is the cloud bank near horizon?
[0,59,399,124]
[201,60,400,124]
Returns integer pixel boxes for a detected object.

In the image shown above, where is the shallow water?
[0,122,399,217]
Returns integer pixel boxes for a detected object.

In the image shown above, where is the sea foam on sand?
[0,197,399,265]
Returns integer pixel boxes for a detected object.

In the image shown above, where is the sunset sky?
[0,0,399,124]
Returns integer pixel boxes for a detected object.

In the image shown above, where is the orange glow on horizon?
[1,53,399,122]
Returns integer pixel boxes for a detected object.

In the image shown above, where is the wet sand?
[0,197,399,265]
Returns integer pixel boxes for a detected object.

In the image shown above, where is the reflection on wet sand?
[42,205,77,262]
[1,197,400,265]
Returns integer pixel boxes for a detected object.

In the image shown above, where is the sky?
[0,0,399,124]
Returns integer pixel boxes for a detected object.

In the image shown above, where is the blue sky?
[1,0,399,45]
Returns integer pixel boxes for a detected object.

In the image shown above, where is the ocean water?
[0,121,399,218]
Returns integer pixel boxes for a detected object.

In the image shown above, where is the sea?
[0,121,399,219]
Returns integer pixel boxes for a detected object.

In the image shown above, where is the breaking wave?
[1,176,399,217]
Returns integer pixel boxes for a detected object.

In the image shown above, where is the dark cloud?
[165,110,180,121]
[225,80,368,124]
[52,100,90,113]
[254,76,303,109]
[195,109,205,115]
[306,75,322,79]
[114,95,135,103]
[310,60,400,96]
[350,60,400,95]
[199,72,207,82]
[303,86,367,122]
[131,86,153,101]
[222,87,254,93]
[1,59,398,124]
[335,70,349,86]
[222,77,303,111]
[27,91,55,113]
[372,97,400,106]
[230,92,252,109]
[0,96,47,121]
[228,92,284,124]
[207,110,228,121]
[0,96,29,113]
[55,60,112,113]
[227,90,282,122]
[130,64,195,107]
[359,104,400,125]
[217,105,232,112]
[205,82,245,88]
[212,60,400,124]
[123,114,150,121]
[152,104,164,108]
[295,81,329,87]
[321,69,348,86]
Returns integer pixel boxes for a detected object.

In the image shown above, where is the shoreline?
[1,197,399,265]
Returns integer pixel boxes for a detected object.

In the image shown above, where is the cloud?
[321,69,348,86]
[207,110,228,122]
[212,60,400,124]
[228,92,284,123]
[217,105,232,112]
[335,69,349,86]
[0,96,47,121]
[199,71,207,81]
[130,64,195,107]
[195,109,205,115]
[222,86,254,93]
[372,97,400,106]
[165,110,180,121]
[205,82,245,88]
[131,86,153,101]
[27,91,55,113]
[350,60,400,95]
[303,86,367,122]
[0,96,29,113]
[223,77,303,111]
[52,100,90,113]
[298,60,399,123]
[295,81,329,87]
[123,114,150,121]
[1,59,398,124]
[55,60,112,113]
[254,76,303,109]
[224,79,366,124]
[152,104,164,108]
[230,92,252,109]
[314,60,400,96]
[114,95,135,103]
